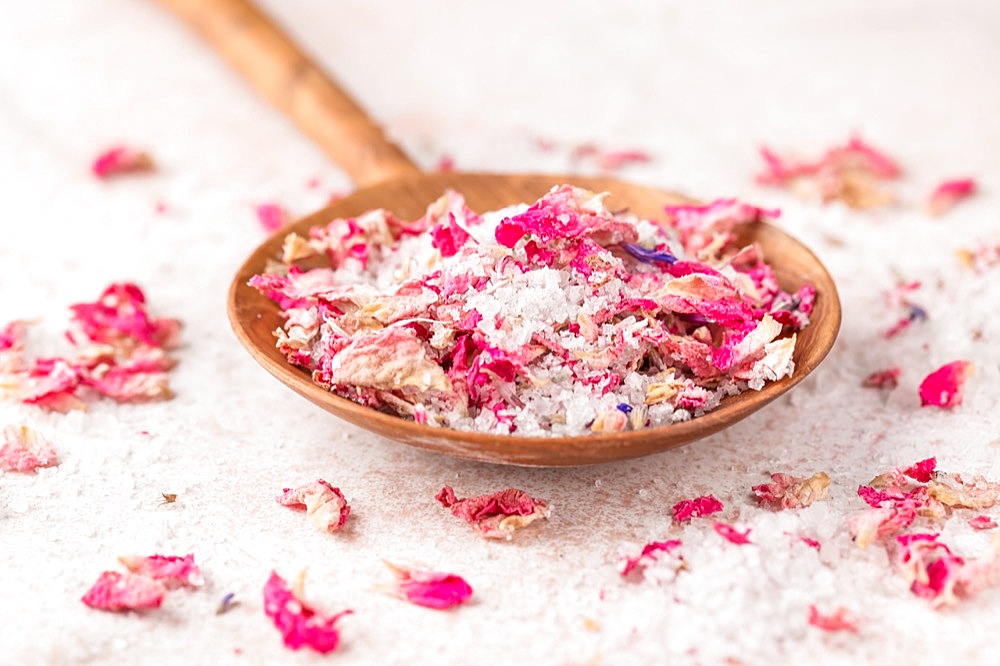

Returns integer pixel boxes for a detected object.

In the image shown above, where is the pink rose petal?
[384,562,472,610]
[919,360,974,408]
[118,554,204,590]
[752,471,830,509]
[91,145,155,179]
[255,203,289,233]
[436,486,550,539]
[81,571,166,612]
[672,495,724,522]
[713,521,752,545]
[928,178,976,217]
[807,605,859,633]
[968,515,997,530]
[618,539,684,580]
[263,571,352,654]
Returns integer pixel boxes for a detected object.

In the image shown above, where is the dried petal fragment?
[69,282,181,350]
[0,320,27,373]
[928,178,976,217]
[896,533,965,607]
[927,473,1000,509]
[255,203,289,233]
[276,480,351,533]
[752,471,830,509]
[91,145,155,179]
[862,368,900,390]
[807,605,859,633]
[672,495,724,522]
[118,554,204,590]
[848,507,916,548]
[263,571,352,654]
[383,562,473,609]
[918,360,974,408]
[81,571,166,611]
[902,457,937,483]
[0,424,58,473]
[969,515,997,530]
[713,521,751,545]
[618,539,684,580]
[436,486,550,539]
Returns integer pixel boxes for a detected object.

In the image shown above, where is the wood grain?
[158,0,420,186]
[229,172,842,466]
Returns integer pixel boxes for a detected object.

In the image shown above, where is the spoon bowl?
[229,171,841,466]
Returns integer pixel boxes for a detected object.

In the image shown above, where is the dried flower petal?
[752,471,830,509]
[383,562,473,609]
[969,515,998,530]
[757,136,899,209]
[276,480,351,533]
[918,360,974,408]
[848,507,916,548]
[928,178,976,217]
[862,368,901,391]
[713,521,752,545]
[91,145,155,179]
[436,486,550,539]
[807,605,859,633]
[902,457,937,483]
[1,424,58,473]
[255,203,289,233]
[81,571,166,611]
[618,539,684,581]
[672,495,724,522]
[927,473,1000,509]
[118,554,204,590]
[263,571,352,654]
[0,320,28,374]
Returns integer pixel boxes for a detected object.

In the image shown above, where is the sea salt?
[252,186,812,436]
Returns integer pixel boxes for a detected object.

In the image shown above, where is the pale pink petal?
[0,424,58,473]
[752,471,830,509]
[618,539,684,580]
[276,480,351,533]
[118,554,204,590]
[808,605,859,633]
[969,515,997,530]
[255,203,289,233]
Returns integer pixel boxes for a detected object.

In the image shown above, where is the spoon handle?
[157,0,421,186]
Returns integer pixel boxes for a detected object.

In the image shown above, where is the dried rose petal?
[69,283,181,350]
[263,571,352,654]
[0,320,27,373]
[896,533,966,607]
[672,495,724,522]
[595,149,652,172]
[849,506,916,548]
[118,554,204,590]
[91,145,155,179]
[436,486,550,539]
[902,457,937,483]
[0,424,58,473]
[862,367,901,390]
[969,515,998,530]
[752,471,830,509]
[927,472,1000,509]
[255,203,289,233]
[919,360,974,408]
[383,562,472,610]
[276,480,351,533]
[928,178,976,217]
[713,521,751,545]
[618,539,684,580]
[800,537,822,551]
[807,605,859,633]
[81,571,166,611]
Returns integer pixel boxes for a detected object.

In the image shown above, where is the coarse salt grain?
[252,186,811,436]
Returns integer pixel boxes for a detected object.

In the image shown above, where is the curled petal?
[276,480,351,533]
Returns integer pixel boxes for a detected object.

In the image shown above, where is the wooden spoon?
[161,0,841,466]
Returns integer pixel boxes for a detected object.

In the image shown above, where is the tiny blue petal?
[623,243,678,265]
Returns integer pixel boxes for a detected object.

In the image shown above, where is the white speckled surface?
[2,1,1000,664]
